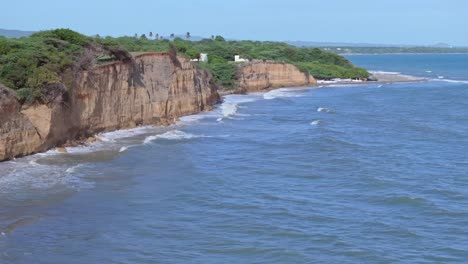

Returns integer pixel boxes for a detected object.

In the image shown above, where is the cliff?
[237,61,317,92]
[0,53,219,161]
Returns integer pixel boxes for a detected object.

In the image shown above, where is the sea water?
[0,54,467,263]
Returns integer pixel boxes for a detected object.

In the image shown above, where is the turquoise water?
[1,54,468,263]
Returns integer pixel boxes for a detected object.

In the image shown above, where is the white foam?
[310,120,321,125]
[143,130,208,144]
[432,78,468,84]
[370,71,401,75]
[317,107,331,113]
[438,76,444,79]
[98,126,153,142]
[178,114,206,124]
[263,88,306,100]
[221,102,238,117]
[0,159,93,193]
[217,94,260,120]
[119,146,129,153]
[425,70,432,73]
[66,164,82,174]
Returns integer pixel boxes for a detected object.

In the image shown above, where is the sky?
[2,0,468,46]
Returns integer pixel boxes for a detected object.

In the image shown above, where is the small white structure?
[200,53,208,62]
[234,55,249,62]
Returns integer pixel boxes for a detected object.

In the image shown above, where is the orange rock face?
[0,53,220,161]
[237,61,317,92]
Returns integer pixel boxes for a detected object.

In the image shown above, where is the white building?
[200,53,208,62]
[234,55,249,62]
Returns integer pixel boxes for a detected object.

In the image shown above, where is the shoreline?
[1,72,428,162]
[219,72,427,96]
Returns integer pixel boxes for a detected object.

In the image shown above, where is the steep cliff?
[0,53,219,161]
[237,61,317,92]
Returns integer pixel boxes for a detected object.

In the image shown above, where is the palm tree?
[134,33,138,38]
[186,32,191,39]
[170,33,175,39]
[155,33,159,40]
[149,32,153,39]
[211,35,215,40]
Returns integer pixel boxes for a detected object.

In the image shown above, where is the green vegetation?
[167,36,369,88]
[0,29,369,102]
[0,29,91,102]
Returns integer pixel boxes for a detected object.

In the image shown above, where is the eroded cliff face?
[0,85,43,160]
[237,61,317,92]
[0,53,219,161]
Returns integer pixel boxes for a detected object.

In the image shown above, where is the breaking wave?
[432,78,468,84]
[317,107,332,113]
[143,130,209,144]
[263,88,306,100]
[310,120,321,126]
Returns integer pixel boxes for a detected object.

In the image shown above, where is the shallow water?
[1,54,468,263]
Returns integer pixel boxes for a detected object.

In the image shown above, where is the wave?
[317,107,332,113]
[119,146,129,153]
[143,130,209,144]
[66,164,82,174]
[218,94,260,119]
[369,70,401,75]
[0,159,93,193]
[97,126,153,142]
[432,78,468,84]
[263,88,306,100]
[221,102,238,118]
[310,120,321,126]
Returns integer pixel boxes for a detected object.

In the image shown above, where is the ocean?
[1,54,468,263]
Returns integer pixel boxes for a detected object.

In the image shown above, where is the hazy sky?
[2,0,467,45]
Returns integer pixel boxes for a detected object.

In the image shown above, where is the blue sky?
[2,0,467,46]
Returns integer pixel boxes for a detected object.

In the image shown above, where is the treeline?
[0,29,369,102]
[98,35,369,87]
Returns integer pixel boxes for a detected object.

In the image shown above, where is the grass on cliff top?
[0,29,369,101]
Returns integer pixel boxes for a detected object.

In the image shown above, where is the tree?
[215,35,225,42]
[170,33,175,39]
[149,32,153,38]
[211,35,215,40]
[140,34,147,40]
[155,33,159,40]
[134,33,137,38]
[186,32,191,39]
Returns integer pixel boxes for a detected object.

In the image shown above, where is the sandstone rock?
[237,61,317,92]
[0,53,220,161]
[86,137,97,143]
[0,84,43,161]
[56,147,68,153]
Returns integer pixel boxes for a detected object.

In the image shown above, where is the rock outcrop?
[237,61,317,92]
[0,53,219,161]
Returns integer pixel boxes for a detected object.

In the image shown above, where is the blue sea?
[1,54,468,263]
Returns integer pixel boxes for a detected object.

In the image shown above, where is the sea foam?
[317,107,332,113]
[143,130,206,144]
[433,78,468,84]
[263,88,306,100]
